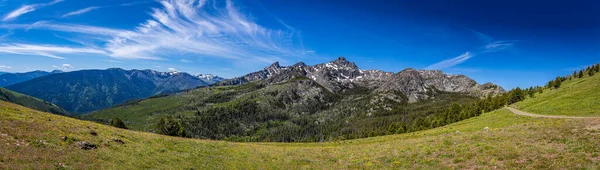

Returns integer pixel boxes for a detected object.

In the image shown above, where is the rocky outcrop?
[218,62,285,86]
[219,57,505,103]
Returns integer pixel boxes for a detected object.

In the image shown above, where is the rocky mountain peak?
[330,56,358,69]
[196,74,225,85]
[400,68,417,72]
[334,56,348,63]
[50,70,64,74]
[265,62,281,70]
[218,57,505,103]
[293,62,307,67]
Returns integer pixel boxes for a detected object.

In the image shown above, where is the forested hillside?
[0,88,68,115]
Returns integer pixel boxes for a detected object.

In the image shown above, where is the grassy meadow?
[517,70,600,117]
[2,100,600,169]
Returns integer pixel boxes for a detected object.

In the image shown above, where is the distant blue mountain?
[0,70,64,87]
[6,68,209,114]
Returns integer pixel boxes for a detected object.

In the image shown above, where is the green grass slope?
[3,101,600,169]
[516,71,600,117]
[0,88,68,115]
[84,84,254,131]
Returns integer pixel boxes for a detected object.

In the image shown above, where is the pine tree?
[590,69,596,76]
[554,77,562,88]
[547,80,554,88]
[595,63,600,72]
[528,88,535,98]
[508,87,525,104]
[157,116,186,137]
[573,71,577,78]
[579,70,584,78]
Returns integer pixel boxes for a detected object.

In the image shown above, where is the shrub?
[156,116,186,137]
[110,118,128,129]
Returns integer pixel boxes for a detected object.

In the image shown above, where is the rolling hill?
[516,68,600,117]
[6,68,210,114]
[2,96,600,168]
[0,87,68,115]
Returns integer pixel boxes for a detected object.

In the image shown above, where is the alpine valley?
[87,57,505,142]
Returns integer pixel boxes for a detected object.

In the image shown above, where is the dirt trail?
[506,107,600,119]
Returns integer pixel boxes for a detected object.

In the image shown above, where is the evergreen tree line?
[547,63,599,89]
[384,87,527,135]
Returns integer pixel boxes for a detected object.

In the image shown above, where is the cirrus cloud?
[426,40,516,70]
[61,6,102,18]
[0,43,106,59]
[0,65,12,70]
[0,0,307,64]
[3,0,64,21]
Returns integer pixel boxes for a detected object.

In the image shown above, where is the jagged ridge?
[219,57,505,103]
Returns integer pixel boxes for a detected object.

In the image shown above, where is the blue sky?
[0,0,599,89]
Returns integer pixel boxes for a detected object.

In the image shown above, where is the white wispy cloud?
[0,44,106,59]
[3,6,35,21]
[62,6,102,18]
[0,0,305,63]
[52,63,74,70]
[0,65,11,70]
[426,41,515,70]
[0,21,130,36]
[118,1,152,7]
[180,59,192,63]
[3,0,64,21]
[484,41,516,52]
[425,52,473,70]
[0,32,11,40]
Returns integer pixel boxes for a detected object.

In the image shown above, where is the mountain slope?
[219,57,504,102]
[0,70,63,87]
[0,87,68,115]
[6,68,208,114]
[517,69,600,117]
[88,58,503,142]
[2,100,600,169]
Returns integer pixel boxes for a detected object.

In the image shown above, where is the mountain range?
[219,57,504,102]
[89,57,504,142]
[3,61,600,168]
[6,68,216,114]
[0,70,64,87]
